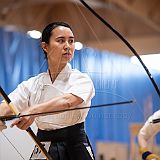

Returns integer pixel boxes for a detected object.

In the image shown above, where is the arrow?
[0,100,135,121]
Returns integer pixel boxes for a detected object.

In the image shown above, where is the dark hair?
[41,22,73,58]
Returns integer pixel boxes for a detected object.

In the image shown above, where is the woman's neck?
[48,63,66,83]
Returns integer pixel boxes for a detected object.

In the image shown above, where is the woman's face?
[42,26,75,67]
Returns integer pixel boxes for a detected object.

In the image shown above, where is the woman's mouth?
[63,53,72,58]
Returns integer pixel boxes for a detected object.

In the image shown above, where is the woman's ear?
[41,42,48,53]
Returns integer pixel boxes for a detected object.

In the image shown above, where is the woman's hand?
[11,109,35,130]
[0,120,7,131]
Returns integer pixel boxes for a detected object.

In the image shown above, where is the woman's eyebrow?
[56,36,74,39]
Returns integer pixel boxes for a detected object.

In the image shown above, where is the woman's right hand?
[0,120,7,131]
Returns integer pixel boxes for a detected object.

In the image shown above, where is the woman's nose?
[64,42,70,50]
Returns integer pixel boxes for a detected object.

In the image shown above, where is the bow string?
[79,0,160,98]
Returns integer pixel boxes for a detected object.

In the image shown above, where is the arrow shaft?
[0,100,134,121]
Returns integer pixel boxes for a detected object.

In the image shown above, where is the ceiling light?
[27,30,42,39]
[75,42,83,50]
[130,54,160,71]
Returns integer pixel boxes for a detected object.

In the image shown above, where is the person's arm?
[11,93,83,130]
[0,102,14,116]
[138,111,160,160]
[138,133,148,149]
[30,93,83,114]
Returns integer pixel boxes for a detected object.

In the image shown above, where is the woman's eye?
[69,39,74,43]
[58,39,64,43]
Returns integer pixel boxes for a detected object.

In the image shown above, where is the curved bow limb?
[0,86,53,160]
[79,0,160,98]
